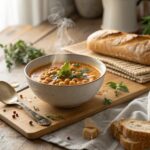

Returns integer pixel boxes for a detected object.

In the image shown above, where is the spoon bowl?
[0,81,51,126]
[0,81,18,105]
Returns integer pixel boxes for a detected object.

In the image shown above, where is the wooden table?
[0,16,101,150]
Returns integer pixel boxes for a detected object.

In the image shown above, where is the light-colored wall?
[48,0,75,17]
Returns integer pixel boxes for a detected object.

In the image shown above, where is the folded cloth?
[63,42,150,83]
[41,92,149,150]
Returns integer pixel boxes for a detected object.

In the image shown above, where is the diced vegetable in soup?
[30,62,100,86]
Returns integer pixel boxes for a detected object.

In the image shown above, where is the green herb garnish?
[58,62,72,78]
[0,40,45,71]
[73,63,80,67]
[103,98,112,105]
[142,16,150,35]
[107,81,129,97]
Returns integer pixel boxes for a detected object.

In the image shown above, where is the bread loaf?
[120,119,150,141]
[110,120,150,150]
[87,30,150,65]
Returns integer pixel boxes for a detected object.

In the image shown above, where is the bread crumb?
[83,127,99,140]
[83,118,101,140]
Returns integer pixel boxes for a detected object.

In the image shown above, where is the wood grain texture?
[34,17,101,53]
[0,16,101,150]
[0,25,32,44]
[0,70,149,139]
[13,21,57,44]
[0,120,64,150]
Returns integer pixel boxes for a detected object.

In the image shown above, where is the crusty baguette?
[110,120,150,150]
[87,30,150,65]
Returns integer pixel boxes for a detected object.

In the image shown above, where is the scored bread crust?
[110,120,150,150]
[87,30,150,65]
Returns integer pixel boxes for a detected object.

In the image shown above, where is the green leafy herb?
[142,16,150,35]
[107,81,129,97]
[69,67,90,79]
[0,40,45,71]
[69,73,83,79]
[73,63,80,67]
[58,62,72,78]
[103,98,112,105]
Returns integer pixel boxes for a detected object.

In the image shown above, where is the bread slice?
[120,119,150,141]
[110,121,121,140]
[110,120,150,150]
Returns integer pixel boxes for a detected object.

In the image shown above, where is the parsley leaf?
[107,81,129,97]
[107,82,117,89]
[73,63,80,67]
[142,16,150,35]
[103,98,112,105]
[0,40,44,71]
[58,62,71,78]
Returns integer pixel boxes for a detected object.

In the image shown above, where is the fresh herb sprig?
[0,40,45,71]
[142,16,150,35]
[58,62,72,78]
[58,62,90,79]
[103,98,112,105]
[107,81,129,97]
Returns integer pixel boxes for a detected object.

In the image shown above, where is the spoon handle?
[16,101,51,126]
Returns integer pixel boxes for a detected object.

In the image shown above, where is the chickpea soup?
[30,62,100,86]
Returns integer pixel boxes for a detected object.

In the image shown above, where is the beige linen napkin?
[63,42,150,83]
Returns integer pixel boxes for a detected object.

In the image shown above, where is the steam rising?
[48,3,75,65]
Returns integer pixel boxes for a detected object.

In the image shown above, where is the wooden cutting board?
[0,43,150,140]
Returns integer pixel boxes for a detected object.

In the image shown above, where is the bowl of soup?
[24,54,106,108]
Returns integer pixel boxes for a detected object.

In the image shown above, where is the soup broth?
[30,62,100,86]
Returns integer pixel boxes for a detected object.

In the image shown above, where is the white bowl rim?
[24,54,106,88]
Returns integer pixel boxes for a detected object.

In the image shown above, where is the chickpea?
[42,73,48,78]
[83,73,88,76]
[70,65,75,70]
[82,79,88,84]
[76,81,81,85]
[90,78,96,82]
[42,80,49,84]
[51,70,57,74]
[55,79,62,83]
[72,78,78,82]
[59,81,65,86]
[64,78,70,84]
[47,70,52,75]
[51,66,58,70]
[89,75,96,79]
[40,76,45,80]
[69,80,76,85]
[55,83,59,86]
[75,71,80,75]
[50,80,56,85]
[45,77,52,82]
[50,75,54,78]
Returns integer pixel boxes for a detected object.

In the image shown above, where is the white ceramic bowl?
[24,54,106,108]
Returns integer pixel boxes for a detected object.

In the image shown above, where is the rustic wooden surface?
[0,16,101,150]
[0,70,149,140]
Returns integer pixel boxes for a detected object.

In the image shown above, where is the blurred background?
[0,0,150,33]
